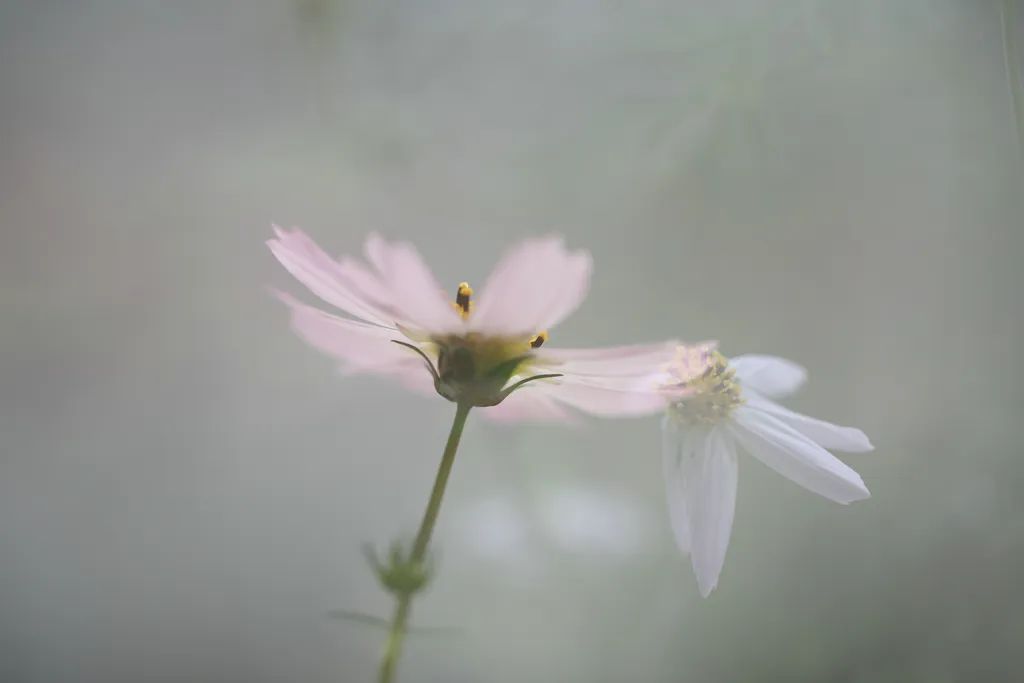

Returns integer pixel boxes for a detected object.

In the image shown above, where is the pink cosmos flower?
[268,227,695,422]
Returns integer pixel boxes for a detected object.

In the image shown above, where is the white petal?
[681,425,738,597]
[745,394,874,453]
[729,407,870,504]
[471,237,592,336]
[730,354,807,398]
[661,417,692,554]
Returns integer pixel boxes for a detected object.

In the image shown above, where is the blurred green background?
[2,1,1023,681]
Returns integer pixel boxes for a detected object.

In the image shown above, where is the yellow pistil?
[668,351,743,425]
[529,330,548,349]
[453,282,473,319]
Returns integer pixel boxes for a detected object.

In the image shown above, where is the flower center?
[667,350,743,425]
[428,282,553,406]
[450,281,549,348]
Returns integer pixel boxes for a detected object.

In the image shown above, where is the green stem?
[377,402,472,683]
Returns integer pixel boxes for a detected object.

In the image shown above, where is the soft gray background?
[2,1,1023,681]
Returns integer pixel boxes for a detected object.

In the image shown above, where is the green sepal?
[364,541,433,597]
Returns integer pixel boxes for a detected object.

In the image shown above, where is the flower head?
[660,350,873,597]
[268,227,690,420]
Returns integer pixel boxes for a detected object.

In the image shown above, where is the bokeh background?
[2,1,1023,681]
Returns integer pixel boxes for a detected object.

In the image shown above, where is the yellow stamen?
[453,282,473,318]
[668,351,743,425]
[529,330,548,349]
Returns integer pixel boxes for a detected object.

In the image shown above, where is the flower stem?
[377,401,472,683]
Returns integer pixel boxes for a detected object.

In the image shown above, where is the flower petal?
[359,233,464,333]
[377,358,439,397]
[745,394,874,453]
[480,387,576,424]
[661,417,692,554]
[535,341,679,377]
[471,237,592,336]
[729,407,870,504]
[275,292,410,372]
[523,342,683,416]
[542,380,668,417]
[730,354,807,398]
[267,227,396,326]
[277,292,443,390]
[681,425,738,598]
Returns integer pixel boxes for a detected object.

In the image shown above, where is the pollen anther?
[668,351,743,425]
[529,330,548,349]
[454,282,473,318]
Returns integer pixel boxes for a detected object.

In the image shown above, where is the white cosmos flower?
[660,349,873,597]
[268,227,695,421]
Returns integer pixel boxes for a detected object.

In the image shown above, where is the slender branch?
[378,598,411,683]
[377,402,472,683]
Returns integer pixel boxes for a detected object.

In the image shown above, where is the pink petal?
[538,341,703,397]
[480,387,576,424]
[267,227,396,326]
[276,291,411,373]
[536,341,680,377]
[334,255,393,315]
[544,381,669,417]
[518,341,686,416]
[536,342,715,405]
[471,236,592,336]
[359,232,464,334]
[376,358,439,396]
[363,232,392,274]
